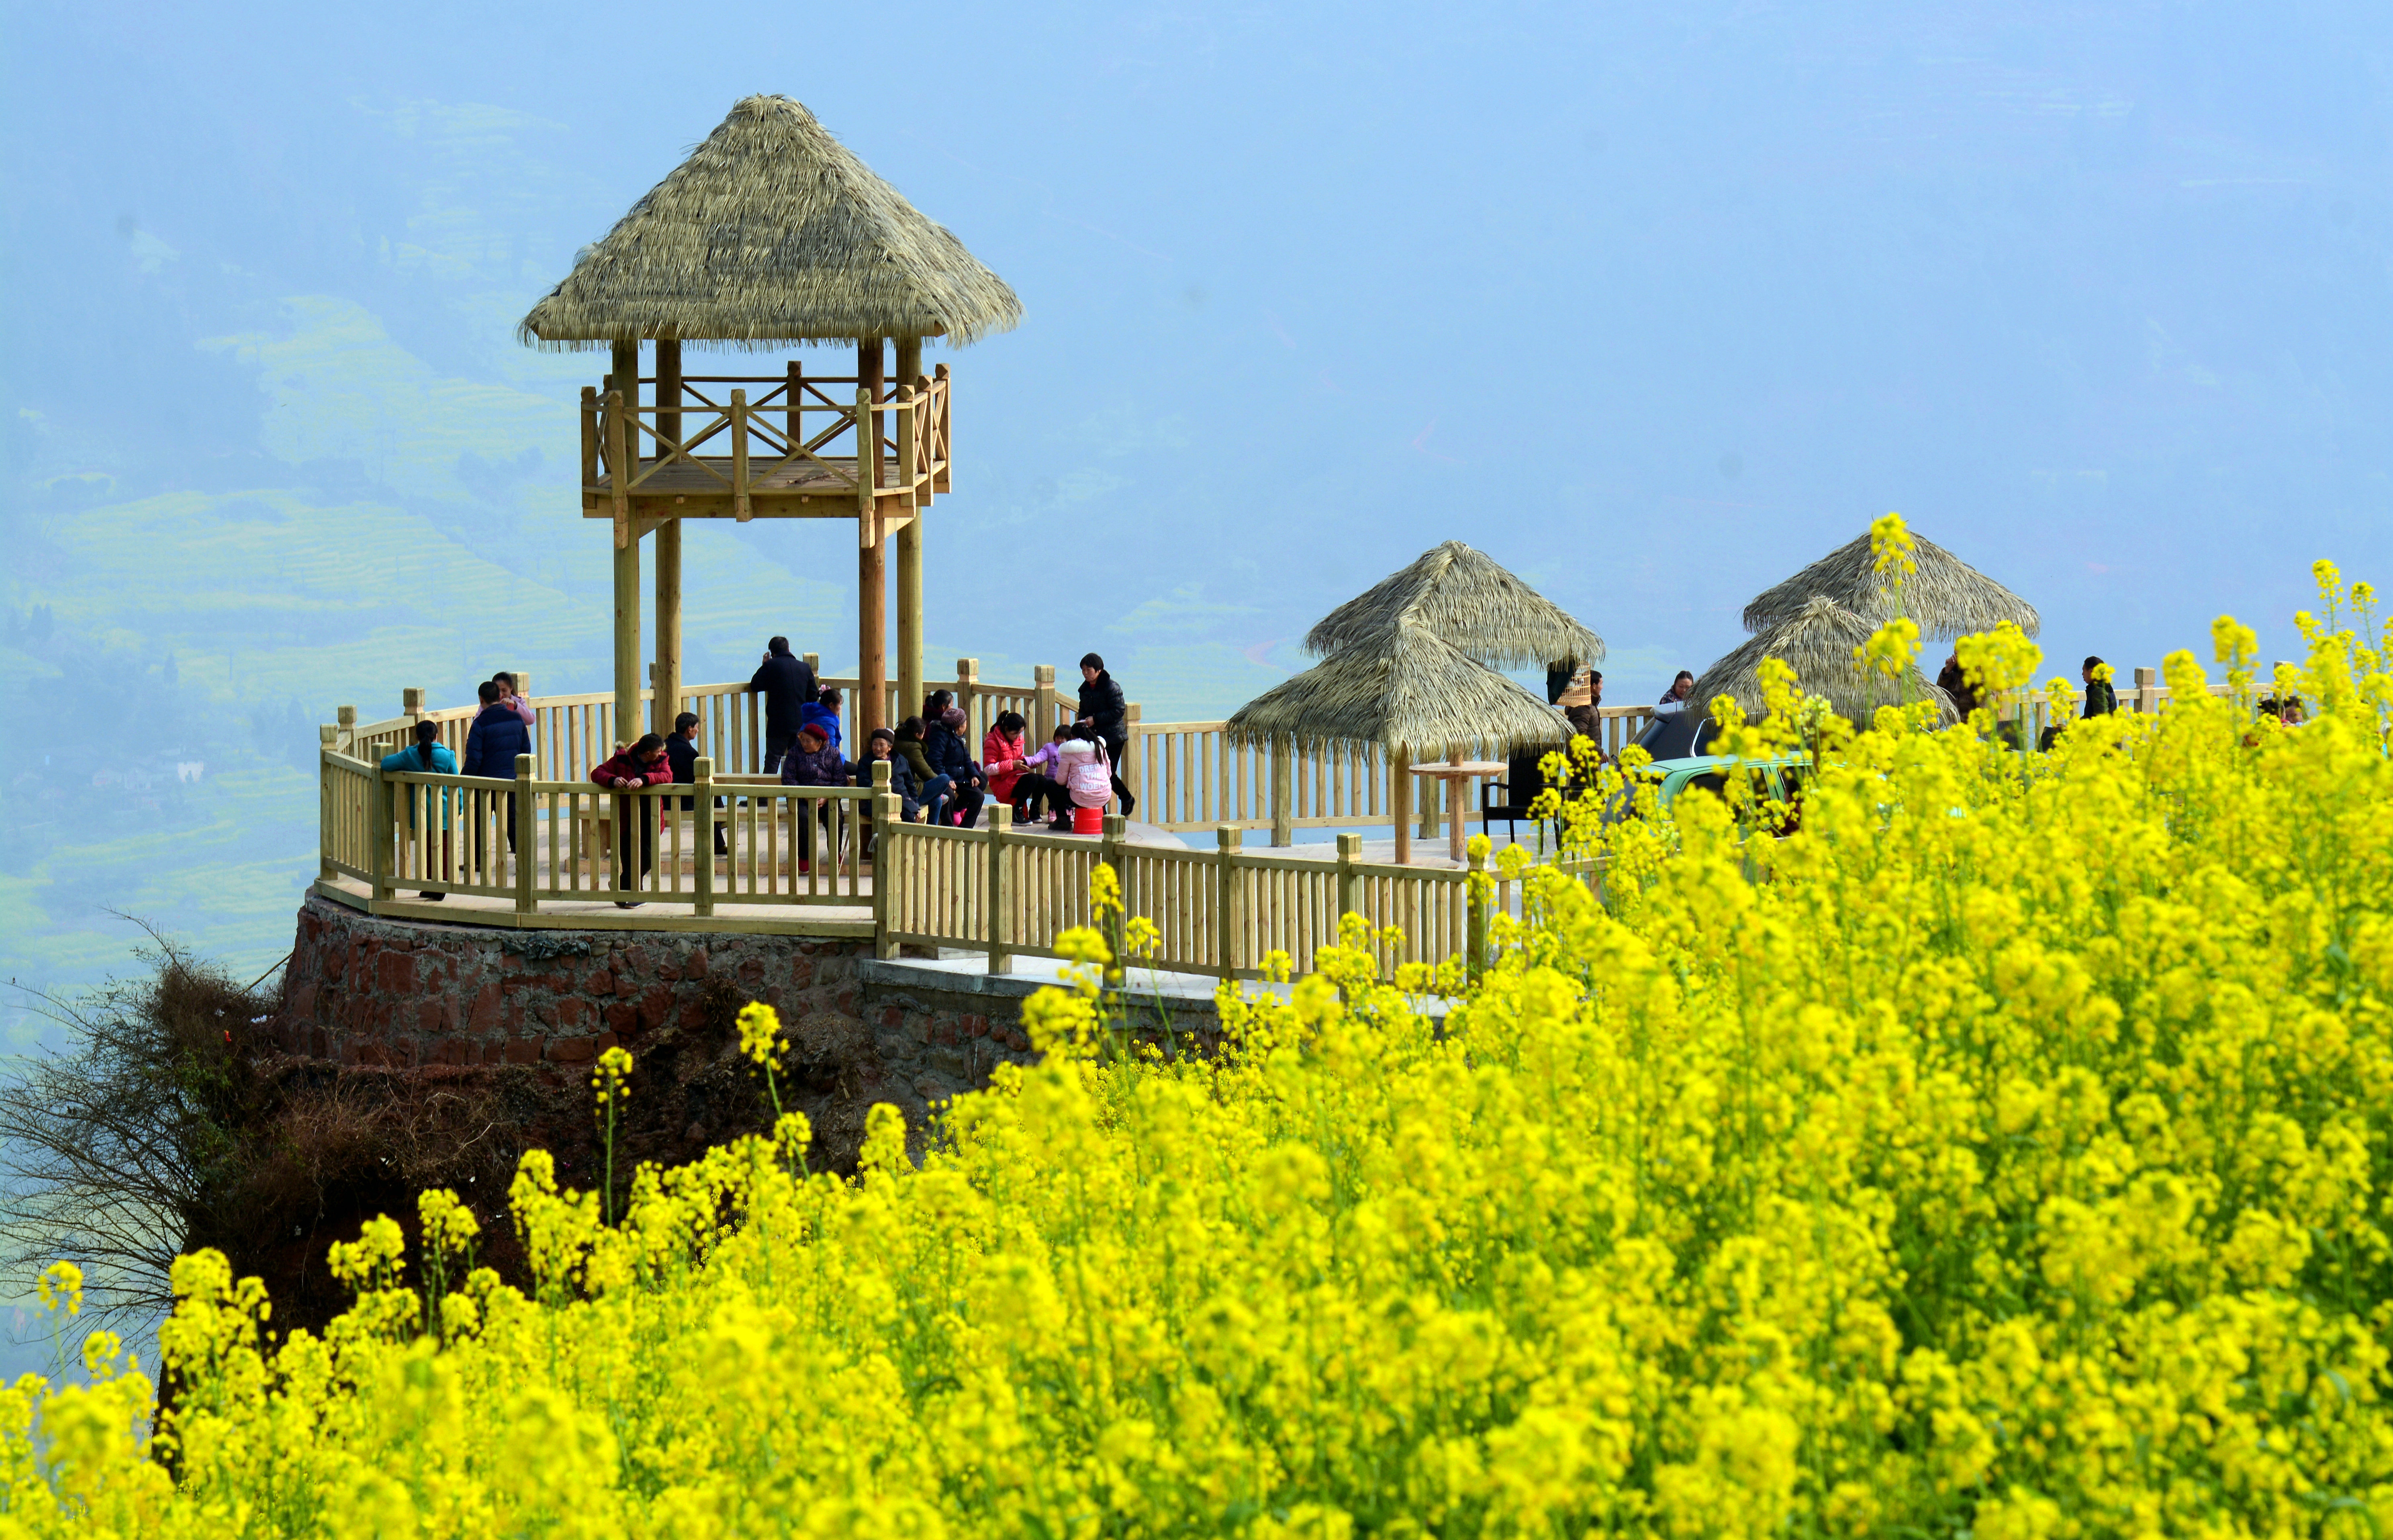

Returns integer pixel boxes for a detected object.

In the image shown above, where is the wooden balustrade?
[579,371,952,522]
[323,663,2284,960]
[873,812,1485,980]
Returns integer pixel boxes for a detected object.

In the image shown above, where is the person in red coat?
[592,734,673,906]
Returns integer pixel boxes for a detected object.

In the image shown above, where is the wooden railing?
[582,368,951,532]
[1121,705,1655,836]
[874,811,1484,980]
[327,750,871,911]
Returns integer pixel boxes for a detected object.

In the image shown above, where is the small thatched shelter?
[1304,541,1603,669]
[1741,529,2039,639]
[519,94,1022,349]
[1694,596,1958,727]
[1231,621,1566,862]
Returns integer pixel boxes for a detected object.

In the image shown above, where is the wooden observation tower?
[519,94,1021,742]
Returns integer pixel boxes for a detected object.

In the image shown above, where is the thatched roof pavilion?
[1695,596,1957,728]
[519,94,1021,349]
[1741,529,2039,639]
[1303,541,1603,669]
[1232,622,1567,756]
[1231,621,1566,862]
[519,94,1022,745]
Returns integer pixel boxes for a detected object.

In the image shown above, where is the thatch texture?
[1741,530,2039,638]
[1302,542,1603,669]
[1228,621,1568,758]
[519,95,1022,350]
[1694,597,1958,727]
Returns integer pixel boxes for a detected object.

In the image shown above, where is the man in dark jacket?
[666,711,729,856]
[749,636,818,773]
[462,680,531,853]
[1074,652,1136,818]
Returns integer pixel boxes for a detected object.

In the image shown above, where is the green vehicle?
[1605,754,1810,825]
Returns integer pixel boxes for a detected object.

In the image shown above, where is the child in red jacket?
[591,734,673,905]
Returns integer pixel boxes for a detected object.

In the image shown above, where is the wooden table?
[1406,756,1508,864]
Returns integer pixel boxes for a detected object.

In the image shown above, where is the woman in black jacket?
[922,708,988,827]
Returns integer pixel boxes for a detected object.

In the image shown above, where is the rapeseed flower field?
[2,561,2388,1538]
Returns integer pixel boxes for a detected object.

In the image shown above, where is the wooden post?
[1271,736,1294,847]
[2134,666,2160,714]
[369,768,394,902]
[1216,825,1242,978]
[403,686,425,721]
[694,755,716,918]
[895,343,924,722]
[1466,841,1490,982]
[1033,665,1057,739]
[786,359,802,444]
[318,733,337,879]
[1336,831,1361,922]
[610,340,642,750]
[656,519,682,739]
[857,337,888,739]
[986,802,1012,976]
[655,338,681,462]
[514,754,536,914]
[1101,813,1128,993]
[956,658,979,734]
[871,758,897,960]
[580,387,599,488]
[1447,745,1469,865]
[897,511,922,723]
[1124,703,1142,818]
[613,510,641,750]
[1393,745,1413,865]
[730,388,752,525]
[335,704,356,754]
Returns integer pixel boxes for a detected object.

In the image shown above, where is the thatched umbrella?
[1230,621,1566,862]
[1741,530,2039,639]
[1303,541,1603,670]
[519,94,1022,349]
[1694,596,1957,728]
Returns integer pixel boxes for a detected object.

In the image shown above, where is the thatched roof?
[1228,621,1569,757]
[1302,541,1603,669]
[1694,597,1958,727]
[518,95,1022,350]
[1741,529,2039,638]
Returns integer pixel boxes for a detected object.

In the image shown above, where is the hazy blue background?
[4,0,2389,1020]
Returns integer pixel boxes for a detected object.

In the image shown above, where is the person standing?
[1558,666,1604,739]
[1936,653,1981,719]
[591,734,674,907]
[749,637,818,774]
[462,679,532,856]
[665,711,728,857]
[1075,652,1136,818]
[379,720,458,901]
[2080,658,2117,718]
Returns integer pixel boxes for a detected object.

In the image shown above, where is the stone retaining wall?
[280,895,1041,1160]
